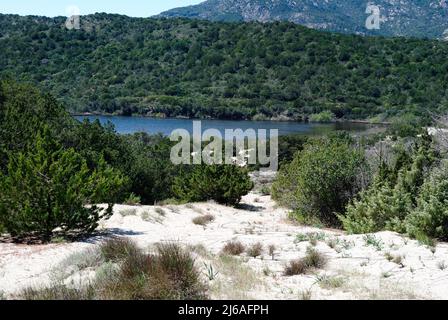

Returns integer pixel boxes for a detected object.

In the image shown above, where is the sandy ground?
[1,183,448,300]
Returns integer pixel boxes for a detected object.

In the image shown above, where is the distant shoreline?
[71,113,391,126]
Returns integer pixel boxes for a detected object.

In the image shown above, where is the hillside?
[160,0,448,39]
[1,13,448,120]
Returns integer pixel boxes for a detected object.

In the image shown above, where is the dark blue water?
[74,115,374,137]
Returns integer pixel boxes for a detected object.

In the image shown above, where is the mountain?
[160,0,448,39]
[1,13,448,121]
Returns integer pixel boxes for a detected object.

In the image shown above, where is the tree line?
[1,14,448,122]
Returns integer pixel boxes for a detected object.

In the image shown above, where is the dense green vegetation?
[274,127,448,242]
[173,164,253,206]
[1,14,448,121]
[272,135,366,227]
[339,134,448,243]
[0,127,126,239]
[0,80,253,240]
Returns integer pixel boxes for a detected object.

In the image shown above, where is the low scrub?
[222,241,246,256]
[20,239,208,300]
[284,247,327,276]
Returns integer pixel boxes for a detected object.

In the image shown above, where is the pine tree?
[0,126,126,239]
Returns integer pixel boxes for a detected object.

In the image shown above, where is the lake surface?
[75,115,377,138]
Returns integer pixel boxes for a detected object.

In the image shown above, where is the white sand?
[1,191,448,300]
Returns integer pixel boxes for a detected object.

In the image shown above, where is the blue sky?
[0,0,204,17]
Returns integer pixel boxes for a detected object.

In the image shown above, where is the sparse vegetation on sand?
[284,247,327,276]
[363,234,384,251]
[295,232,327,244]
[315,275,345,289]
[210,255,260,300]
[19,238,208,300]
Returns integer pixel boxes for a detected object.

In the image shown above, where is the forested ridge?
[1,13,448,121]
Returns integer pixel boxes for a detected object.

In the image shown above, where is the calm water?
[75,115,376,138]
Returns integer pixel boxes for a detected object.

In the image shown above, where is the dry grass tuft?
[100,237,140,262]
[246,242,264,258]
[222,241,246,256]
[284,259,308,276]
[192,214,215,226]
[284,247,327,276]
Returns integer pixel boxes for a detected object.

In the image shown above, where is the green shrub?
[405,160,448,241]
[173,164,253,206]
[124,193,141,205]
[388,113,425,138]
[63,121,179,205]
[341,135,435,234]
[277,134,308,166]
[340,179,413,234]
[272,138,365,227]
[121,133,179,204]
[0,81,73,170]
[309,111,334,123]
[0,127,126,240]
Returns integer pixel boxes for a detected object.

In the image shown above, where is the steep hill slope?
[160,0,448,39]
